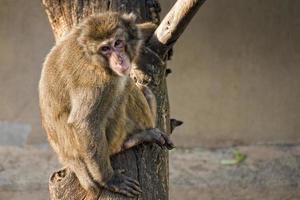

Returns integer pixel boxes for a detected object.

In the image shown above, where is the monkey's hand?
[123,128,175,150]
[101,170,142,197]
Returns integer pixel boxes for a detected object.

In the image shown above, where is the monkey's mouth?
[113,59,130,73]
[109,52,131,75]
[117,63,130,73]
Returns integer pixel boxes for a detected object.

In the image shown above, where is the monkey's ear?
[122,12,137,23]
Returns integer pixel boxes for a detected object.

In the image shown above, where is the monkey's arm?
[67,87,114,183]
[106,102,129,155]
[68,87,141,197]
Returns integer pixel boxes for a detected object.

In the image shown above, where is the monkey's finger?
[155,140,166,149]
[124,176,140,187]
[150,129,166,145]
[109,185,124,194]
[150,128,175,150]
[150,136,166,149]
[119,184,141,197]
[124,180,141,190]
[153,134,166,147]
[164,141,175,150]
[110,184,136,197]
[125,181,142,194]
[106,182,139,197]
[124,184,142,195]
[160,132,175,150]
[126,189,141,196]
[123,181,142,194]
[126,180,142,193]
[116,188,136,198]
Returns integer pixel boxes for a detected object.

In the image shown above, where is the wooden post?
[42,0,206,199]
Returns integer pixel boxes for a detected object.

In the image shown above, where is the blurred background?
[1,0,300,199]
[1,0,300,148]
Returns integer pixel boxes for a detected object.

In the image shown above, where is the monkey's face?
[97,30,131,76]
[78,13,142,77]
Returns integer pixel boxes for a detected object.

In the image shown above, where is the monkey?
[39,12,174,199]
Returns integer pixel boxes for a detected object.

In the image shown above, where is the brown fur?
[39,12,168,198]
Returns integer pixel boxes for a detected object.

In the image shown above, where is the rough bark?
[42,0,205,199]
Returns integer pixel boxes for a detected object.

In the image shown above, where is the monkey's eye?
[100,46,111,54]
[114,39,125,49]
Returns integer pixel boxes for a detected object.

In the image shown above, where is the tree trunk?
[42,0,205,199]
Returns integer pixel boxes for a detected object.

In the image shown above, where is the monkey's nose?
[117,56,124,65]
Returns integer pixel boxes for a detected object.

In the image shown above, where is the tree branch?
[148,0,207,59]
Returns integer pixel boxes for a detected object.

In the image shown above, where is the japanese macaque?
[39,12,174,199]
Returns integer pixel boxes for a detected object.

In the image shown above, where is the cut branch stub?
[148,0,207,59]
[49,168,86,200]
[170,119,183,133]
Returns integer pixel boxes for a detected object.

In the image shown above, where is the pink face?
[99,38,131,76]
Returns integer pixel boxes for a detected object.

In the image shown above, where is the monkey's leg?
[123,128,175,150]
[123,84,175,151]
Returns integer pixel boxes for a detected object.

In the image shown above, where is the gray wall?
[166,0,300,147]
[0,0,299,147]
[0,0,54,144]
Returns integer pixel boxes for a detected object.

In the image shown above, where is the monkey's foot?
[123,128,175,150]
[101,170,142,197]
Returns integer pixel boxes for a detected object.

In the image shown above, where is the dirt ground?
[1,144,300,200]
